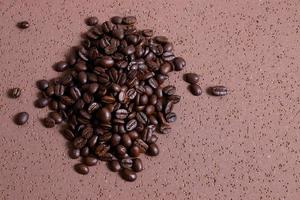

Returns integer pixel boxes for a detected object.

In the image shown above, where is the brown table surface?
[1,0,300,199]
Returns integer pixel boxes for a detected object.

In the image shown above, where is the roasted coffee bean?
[136,112,148,124]
[86,16,98,26]
[80,146,90,157]
[96,107,111,122]
[148,134,158,144]
[75,164,89,175]
[141,126,153,142]
[101,95,116,104]
[184,73,199,84]
[54,61,68,72]
[18,21,29,29]
[69,87,81,100]
[122,16,137,25]
[189,84,202,96]
[149,115,158,125]
[74,99,85,110]
[140,94,148,105]
[173,57,186,71]
[43,117,55,128]
[123,45,135,55]
[115,109,128,119]
[83,156,98,166]
[121,168,137,182]
[10,88,21,98]
[160,62,172,75]
[142,29,153,37]
[121,158,133,168]
[81,127,93,139]
[69,148,80,159]
[109,160,121,172]
[126,119,137,131]
[154,36,168,44]
[111,134,121,146]
[134,139,148,153]
[37,80,49,90]
[99,56,114,68]
[95,144,110,157]
[163,42,173,52]
[145,105,155,115]
[88,135,98,148]
[54,84,65,96]
[99,132,112,142]
[111,16,123,24]
[102,21,115,33]
[163,85,176,96]
[112,28,124,40]
[60,96,75,105]
[148,78,158,89]
[14,112,29,125]
[155,87,163,98]
[46,85,54,96]
[168,95,181,104]
[48,100,58,110]
[148,95,157,105]
[128,131,139,140]
[159,123,171,134]
[73,137,87,149]
[116,145,127,157]
[35,98,49,108]
[87,102,99,113]
[88,83,99,94]
[63,129,75,140]
[132,158,143,172]
[210,86,228,96]
[126,88,136,99]
[122,134,132,148]
[155,99,163,112]
[147,143,159,156]
[165,112,176,123]
[49,112,63,124]
[99,153,116,161]
[164,101,174,114]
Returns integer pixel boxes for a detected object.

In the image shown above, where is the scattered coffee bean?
[109,160,122,172]
[184,73,199,84]
[10,88,21,98]
[189,84,202,96]
[210,86,228,96]
[14,112,29,125]
[86,16,98,26]
[35,98,49,108]
[173,57,186,71]
[17,21,29,29]
[121,168,137,182]
[147,143,159,156]
[75,164,89,175]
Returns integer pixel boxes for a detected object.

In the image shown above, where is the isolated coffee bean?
[35,98,49,108]
[75,164,89,175]
[210,86,228,96]
[189,84,202,96]
[54,61,68,72]
[184,73,199,84]
[111,16,123,24]
[14,112,29,125]
[10,88,21,98]
[18,21,29,29]
[122,16,137,25]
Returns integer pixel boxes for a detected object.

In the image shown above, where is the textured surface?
[1,0,300,199]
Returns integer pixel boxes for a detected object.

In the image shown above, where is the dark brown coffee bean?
[122,16,136,25]
[184,73,199,84]
[102,21,115,33]
[83,156,98,166]
[160,62,172,75]
[142,29,153,37]
[133,139,148,153]
[54,84,65,96]
[63,129,75,140]
[136,112,148,124]
[155,99,163,112]
[87,102,99,113]
[54,61,68,72]
[43,117,55,128]
[95,144,110,157]
[109,160,121,172]
[148,134,158,144]
[49,112,63,124]
[81,127,93,139]
[111,134,121,146]
[70,87,81,100]
[18,21,29,29]
[154,36,168,44]
[80,146,90,157]
[148,78,158,89]
[69,148,80,159]
[159,123,171,134]
[14,112,29,125]
[45,85,54,96]
[99,56,114,68]
[132,158,143,172]
[128,131,139,140]
[37,80,49,90]
[164,101,174,114]
[149,95,157,105]
[147,143,159,156]
[168,95,181,104]
[165,112,176,123]
[210,86,228,96]
[116,145,127,157]
[73,137,87,149]
[88,83,99,94]
[99,153,116,161]
[112,28,124,40]
[88,135,98,148]
[155,87,163,98]
[75,164,89,175]
[189,84,202,96]
[10,88,21,98]
[60,96,75,105]
[35,98,49,108]
[122,134,132,148]
[149,115,158,125]
[163,85,176,95]
[145,105,155,115]
[173,57,186,71]
[141,125,153,142]
[111,16,123,24]
[126,119,137,131]
[101,95,116,104]
[74,99,85,110]
[115,109,128,119]
[129,146,140,157]
[123,45,135,55]
[126,88,136,99]
[99,132,112,142]
[96,107,111,122]
[86,16,98,26]
[140,94,148,105]
[163,42,173,52]
[121,168,137,182]
[121,158,133,168]
[111,83,121,92]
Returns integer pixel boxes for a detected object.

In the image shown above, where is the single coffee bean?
[136,112,148,124]
[128,131,139,140]
[49,112,63,124]
[165,112,177,123]
[43,117,55,128]
[75,164,89,175]
[54,84,65,96]
[109,160,121,172]
[189,84,202,96]
[210,86,228,96]
[18,21,30,29]
[130,145,140,157]
[184,73,199,84]
[122,16,137,25]
[148,134,158,144]
[132,158,143,172]
[111,134,121,146]
[142,29,153,37]
[96,107,111,122]
[116,145,127,158]
[126,119,137,131]
[10,88,21,98]
[63,129,75,140]
[149,115,159,125]
[115,109,128,119]
[173,57,186,71]
[88,135,98,148]
[69,87,81,100]
[80,146,90,157]
[73,137,87,149]
[160,62,172,75]
[163,85,176,96]
[111,16,123,24]
[147,143,159,156]
[98,56,114,68]
[140,94,148,105]
[148,78,158,89]
[14,112,29,125]
[36,80,49,90]
[133,139,148,153]
[120,158,133,168]
[87,102,99,113]
[99,153,116,161]
[54,61,68,72]
[122,134,132,148]
[69,148,80,159]
[95,144,110,157]
[164,101,174,114]
[163,42,173,52]
[159,123,171,134]
[83,156,98,166]
[121,168,137,182]
[141,126,153,142]
[99,132,112,142]
[46,85,55,96]
[35,98,49,108]
[168,95,181,104]
[86,16,98,26]
[81,126,93,139]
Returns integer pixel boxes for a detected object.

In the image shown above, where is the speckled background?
[1,0,300,199]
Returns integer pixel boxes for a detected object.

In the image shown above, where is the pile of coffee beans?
[35,16,184,181]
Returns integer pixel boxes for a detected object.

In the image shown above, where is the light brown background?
[0,0,300,199]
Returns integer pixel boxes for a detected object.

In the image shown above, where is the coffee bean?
[148,78,158,89]
[99,56,114,68]
[80,146,90,157]
[122,134,132,148]
[115,109,128,119]
[141,126,153,142]
[132,158,143,172]
[101,95,116,104]
[35,97,49,108]
[165,112,176,123]
[14,112,29,125]
[134,139,148,153]
[142,29,153,37]
[86,16,98,26]
[37,80,49,90]
[99,132,112,142]
[102,21,115,33]
[154,36,168,44]
[189,84,202,96]
[54,84,65,96]
[95,144,110,157]
[147,143,159,156]
[121,158,133,168]
[60,96,75,105]
[130,146,140,157]
[54,61,68,72]
[116,145,127,158]
[163,42,173,52]
[173,57,186,71]
[159,123,171,134]
[63,129,75,140]
[69,148,80,159]
[210,86,228,96]
[88,135,98,148]
[168,95,181,104]
[163,85,176,96]
[109,160,121,172]
[83,156,98,166]
[126,119,137,131]
[49,112,63,124]
[81,127,93,139]
[149,115,158,125]
[10,88,21,98]
[160,62,172,75]
[184,73,199,84]
[43,117,55,128]
[128,131,139,140]
[99,153,116,161]
[136,112,148,124]
[18,21,29,29]
[121,168,137,182]
[111,134,121,146]
[122,16,137,25]
[111,16,123,24]
[96,107,111,122]
[75,164,89,175]
[123,45,135,55]
[73,137,87,149]
[148,134,158,144]
[164,101,174,114]
[112,28,124,40]
[70,87,81,100]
